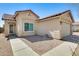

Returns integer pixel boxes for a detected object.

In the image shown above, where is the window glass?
[24,23,33,31]
[29,23,33,31]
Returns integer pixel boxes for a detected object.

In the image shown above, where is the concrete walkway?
[10,38,78,56]
[42,42,78,56]
[10,38,39,56]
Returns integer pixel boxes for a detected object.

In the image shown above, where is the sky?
[0,3,79,27]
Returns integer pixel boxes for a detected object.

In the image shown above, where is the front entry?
[9,24,15,34]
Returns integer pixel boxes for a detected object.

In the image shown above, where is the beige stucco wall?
[60,22,71,37]
[4,11,72,39]
[16,11,38,36]
[4,20,9,36]
[60,12,72,37]
[35,12,72,39]
[36,16,61,39]
[4,20,16,36]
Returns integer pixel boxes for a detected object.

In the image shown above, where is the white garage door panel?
[61,23,70,37]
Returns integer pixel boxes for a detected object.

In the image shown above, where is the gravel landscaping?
[0,34,13,56]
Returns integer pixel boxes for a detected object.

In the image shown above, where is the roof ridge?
[15,9,39,18]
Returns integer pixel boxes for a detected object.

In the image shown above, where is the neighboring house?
[2,10,74,39]
[72,22,79,32]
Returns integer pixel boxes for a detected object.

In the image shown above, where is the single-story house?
[2,10,74,39]
[72,22,79,32]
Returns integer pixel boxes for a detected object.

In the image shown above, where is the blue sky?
[0,3,79,27]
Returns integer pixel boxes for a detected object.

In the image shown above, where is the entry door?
[9,24,14,34]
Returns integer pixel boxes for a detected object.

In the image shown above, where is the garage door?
[61,22,71,37]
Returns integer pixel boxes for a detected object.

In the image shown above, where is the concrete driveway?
[63,32,79,43]
[42,42,77,56]
[0,32,79,56]
[10,38,39,56]
[22,39,63,55]
[8,32,79,56]
[10,38,78,56]
[62,32,79,56]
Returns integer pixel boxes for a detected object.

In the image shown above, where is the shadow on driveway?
[62,35,79,44]
[20,35,52,43]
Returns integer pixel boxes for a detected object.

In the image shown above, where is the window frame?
[24,23,33,31]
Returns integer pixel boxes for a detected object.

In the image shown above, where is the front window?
[24,23,33,31]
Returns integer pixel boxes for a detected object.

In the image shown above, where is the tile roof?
[40,10,74,22]
[2,14,15,20]
[15,10,39,18]
[2,10,74,23]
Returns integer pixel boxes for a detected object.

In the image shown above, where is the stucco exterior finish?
[15,11,38,36]
[60,12,72,38]
[4,20,9,36]
[60,22,71,37]
[3,10,73,39]
[4,20,16,36]
[35,12,72,39]
[36,17,61,39]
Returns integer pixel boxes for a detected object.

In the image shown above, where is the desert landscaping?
[0,34,13,56]
[0,32,79,56]
[0,3,79,56]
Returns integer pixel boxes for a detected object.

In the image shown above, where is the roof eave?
[15,9,39,18]
[40,10,74,22]
[69,11,74,23]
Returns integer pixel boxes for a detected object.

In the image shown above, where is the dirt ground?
[0,33,13,56]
